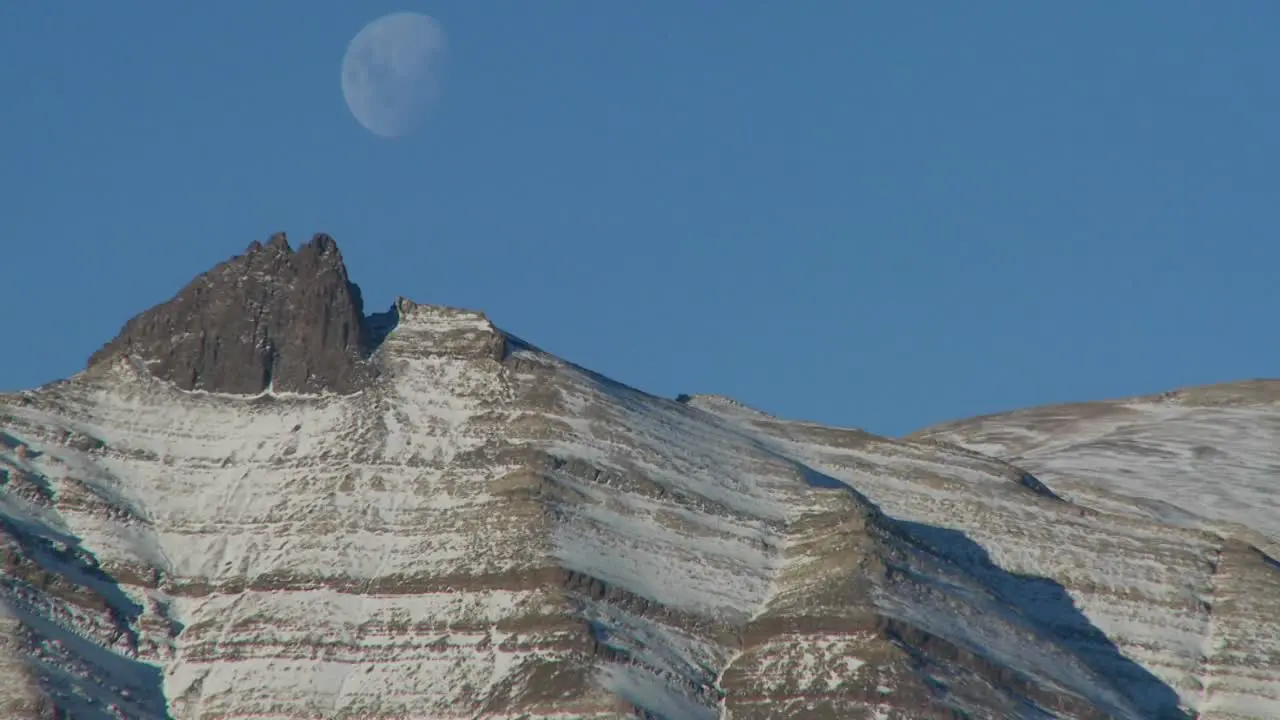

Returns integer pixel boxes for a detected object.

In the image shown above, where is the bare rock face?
[87,232,373,395]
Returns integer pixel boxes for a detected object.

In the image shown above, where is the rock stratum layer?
[1,235,1277,719]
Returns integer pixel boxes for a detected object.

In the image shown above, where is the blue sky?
[3,3,1278,436]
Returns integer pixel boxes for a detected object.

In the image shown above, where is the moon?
[341,12,447,138]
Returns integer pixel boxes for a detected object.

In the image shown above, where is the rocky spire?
[88,232,375,395]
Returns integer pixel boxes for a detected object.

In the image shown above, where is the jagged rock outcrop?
[2,235,1278,718]
[87,232,373,395]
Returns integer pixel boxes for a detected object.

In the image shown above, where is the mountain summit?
[87,233,374,395]
[2,234,1278,719]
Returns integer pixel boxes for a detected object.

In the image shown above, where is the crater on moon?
[341,12,447,138]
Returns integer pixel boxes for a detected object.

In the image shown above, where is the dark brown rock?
[87,232,373,395]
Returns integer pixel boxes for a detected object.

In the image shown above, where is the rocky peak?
[88,232,375,395]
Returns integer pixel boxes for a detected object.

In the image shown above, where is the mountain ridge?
[1,233,1277,718]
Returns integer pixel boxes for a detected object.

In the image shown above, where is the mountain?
[910,384,1280,559]
[1,233,1276,719]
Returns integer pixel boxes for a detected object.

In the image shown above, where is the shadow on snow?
[795,465,1192,720]
[0,513,170,719]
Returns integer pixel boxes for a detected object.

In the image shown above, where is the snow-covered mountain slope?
[911,383,1280,719]
[2,237,1278,718]
[911,382,1280,550]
